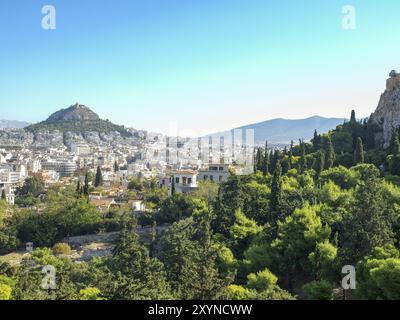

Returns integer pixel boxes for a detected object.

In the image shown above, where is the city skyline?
[1,0,400,136]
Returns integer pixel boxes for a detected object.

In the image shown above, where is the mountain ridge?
[207,115,346,145]
[0,120,30,129]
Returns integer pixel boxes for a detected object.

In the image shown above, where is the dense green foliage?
[2,110,400,300]
[25,119,132,138]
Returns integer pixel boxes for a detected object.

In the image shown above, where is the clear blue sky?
[1,0,400,136]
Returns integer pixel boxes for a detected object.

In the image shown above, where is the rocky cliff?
[372,71,400,148]
[46,102,100,122]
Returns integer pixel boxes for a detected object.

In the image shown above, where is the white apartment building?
[3,185,15,206]
[198,164,230,183]
[28,159,41,173]
[71,142,91,156]
[168,170,198,195]
[0,169,25,184]
[41,160,76,177]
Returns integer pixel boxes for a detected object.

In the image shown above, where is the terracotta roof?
[90,198,114,207]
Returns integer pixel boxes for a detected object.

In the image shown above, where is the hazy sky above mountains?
[1,0,400,136]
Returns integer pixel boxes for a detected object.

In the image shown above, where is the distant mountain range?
[2,103,346,145]
[0,120,30,129]
[25,103,132,137]
[208,116,346,145]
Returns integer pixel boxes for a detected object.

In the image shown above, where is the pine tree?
[94,166,103,187]
[270,161,283,225]
[112,216,172,299]
[342,166,394,263]
[190,212,230,299]
[354,137,365,165]
[160,213,229,299]
[262,141,269,176]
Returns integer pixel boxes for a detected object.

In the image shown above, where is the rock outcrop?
[372,70,400,148]
[46,102,100,122]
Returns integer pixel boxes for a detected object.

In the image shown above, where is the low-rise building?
[131,196,146,212]
[70,142,91,156]
[41,160,76,177]
[198,164,230,183]
[168,170,198,195]
[1,185,15,206]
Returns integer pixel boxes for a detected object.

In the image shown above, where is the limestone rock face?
[372,71,400,148]
[47,102,100,122]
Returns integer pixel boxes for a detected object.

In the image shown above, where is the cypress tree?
[365,114,376,149]
[114,161,119,173]
[171,176,176,195]
[324,137,335,169]
[83,172,90,196]
[299,142,307,173]
[354,137,365,165]
[312,130,321,151]
[350,109,356,124]
[253,149,257,173]
[262,141,269,176]
[1,189,5,200]
[95,166,103,187]
[270,161,283,223]
[149,221,157,258]
[76,180,81,195]
[288,141,294,170]
[255,148,263,172]
[270,150,280,174]
[315,150,325,179]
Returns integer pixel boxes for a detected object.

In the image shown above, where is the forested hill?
[25,103,132,137]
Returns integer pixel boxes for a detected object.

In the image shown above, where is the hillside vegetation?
[1,110,400,300]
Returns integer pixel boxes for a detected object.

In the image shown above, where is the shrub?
[52,243,72,256]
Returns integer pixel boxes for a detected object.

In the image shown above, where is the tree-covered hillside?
[25,119,132,138]
[1,110,400,300]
